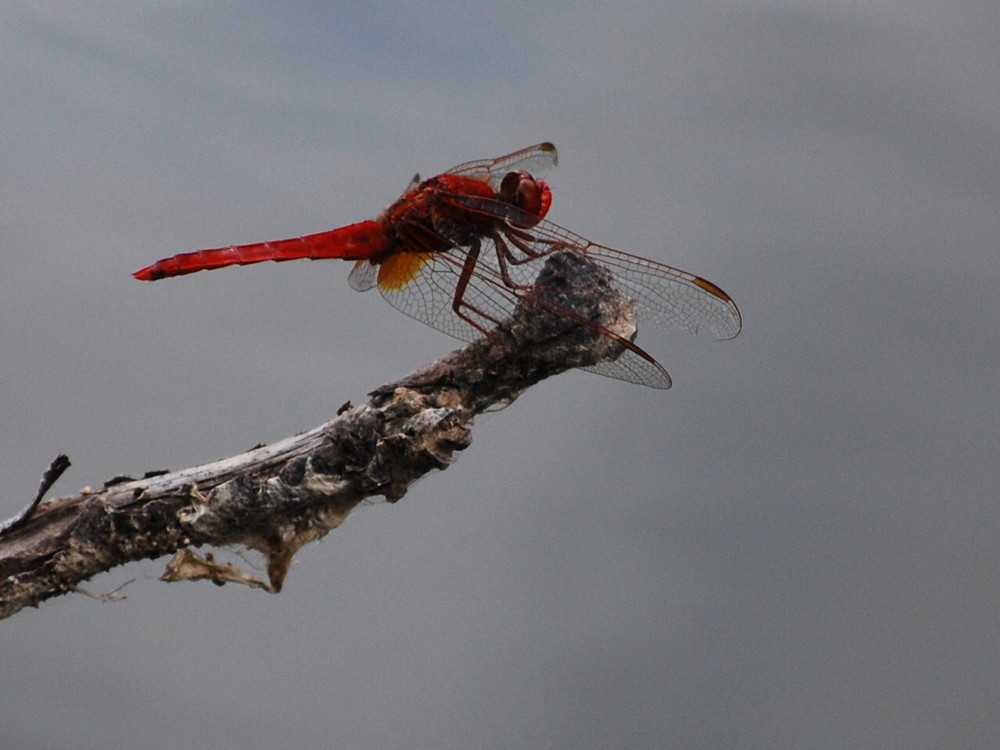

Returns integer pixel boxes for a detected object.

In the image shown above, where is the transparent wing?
[558,235,743,341]
[366,147,738,390]
[427,195,742,341]
[376,240,520,343]
[446,143,558,189]
[348,258,379,291]
[374,234,677,389]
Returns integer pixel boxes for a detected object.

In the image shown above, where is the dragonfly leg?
[450,240,508,335]
[491,233,551,292]
[503,226,569,264]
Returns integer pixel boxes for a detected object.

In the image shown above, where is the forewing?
[519,222,742,341]
[446,143,558,188]
[374,238,675,389]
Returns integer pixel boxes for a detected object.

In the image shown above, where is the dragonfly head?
[499,171,552,227]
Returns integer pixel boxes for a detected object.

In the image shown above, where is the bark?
[0,252,637,621]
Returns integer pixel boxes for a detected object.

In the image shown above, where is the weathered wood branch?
[0,252,638,621]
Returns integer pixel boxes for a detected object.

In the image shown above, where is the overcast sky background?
[2,3,998,748]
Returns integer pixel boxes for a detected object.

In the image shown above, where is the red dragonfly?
[134,143,740,388]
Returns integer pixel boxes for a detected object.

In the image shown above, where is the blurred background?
[2,3,997,748]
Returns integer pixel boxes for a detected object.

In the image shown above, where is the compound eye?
[499,171,524,204]
[499,171,544,216]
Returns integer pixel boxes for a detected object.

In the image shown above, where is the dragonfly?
[134,143,741,389]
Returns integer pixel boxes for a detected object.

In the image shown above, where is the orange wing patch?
[377,251,432,291]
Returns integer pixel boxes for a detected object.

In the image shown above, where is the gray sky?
[3,3,998,748]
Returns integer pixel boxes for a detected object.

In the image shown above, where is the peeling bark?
[0,252,636,620]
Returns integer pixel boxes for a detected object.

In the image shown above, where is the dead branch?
[0,252,637,621]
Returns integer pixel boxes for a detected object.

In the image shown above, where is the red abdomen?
[134,220,389,281]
